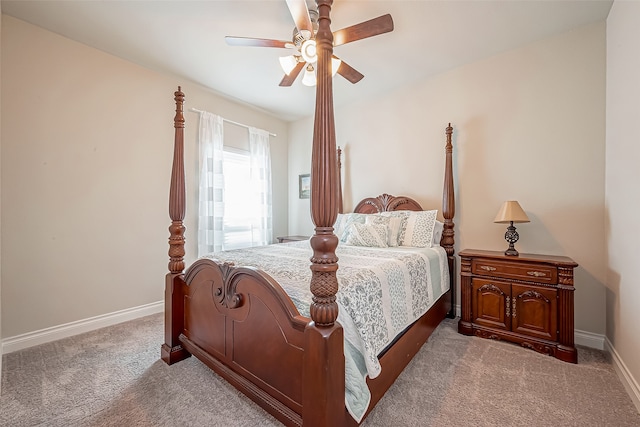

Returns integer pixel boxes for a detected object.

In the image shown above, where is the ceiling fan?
[225,0,394,87]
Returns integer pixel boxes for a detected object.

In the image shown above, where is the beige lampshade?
[494,201,530,224]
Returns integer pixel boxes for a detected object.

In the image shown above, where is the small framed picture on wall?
[299,174,310,199]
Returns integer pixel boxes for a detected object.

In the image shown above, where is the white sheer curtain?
[197,112,225,257]
[248,127,273,246]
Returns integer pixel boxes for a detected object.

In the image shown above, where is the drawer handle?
[527,271,547,277]
[480,266,497,272]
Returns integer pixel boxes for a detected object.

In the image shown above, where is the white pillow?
[398,210,438,248]
[365,214,403,247]
[333,213,367,241]
[343,223,389,248]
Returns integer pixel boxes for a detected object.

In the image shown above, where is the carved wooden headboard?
[353,194,423,213]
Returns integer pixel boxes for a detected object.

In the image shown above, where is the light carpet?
[2,314,639,426]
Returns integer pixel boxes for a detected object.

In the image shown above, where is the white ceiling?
[2,0,613,122]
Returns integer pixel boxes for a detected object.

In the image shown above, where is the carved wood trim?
[521,341,555,356]
[477,283,505,296]
[353,194,423,213]
[475,330,502,341]
[168,87,186,274]
[517,289,550,303]
[184,259,309,332]
[558,266,575,285]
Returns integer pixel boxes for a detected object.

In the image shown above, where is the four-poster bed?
[161,2,455,425]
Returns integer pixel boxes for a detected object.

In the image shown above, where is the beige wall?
[606,0,640,402]
[0,15,289,338]
[290,22,607,335]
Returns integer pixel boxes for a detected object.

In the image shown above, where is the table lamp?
[494,201,530,256]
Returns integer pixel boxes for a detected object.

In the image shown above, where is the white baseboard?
[606,337,640,413]
[1,301,163,355]
[575,328,605,350]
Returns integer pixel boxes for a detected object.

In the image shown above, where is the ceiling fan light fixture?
[226,5,393,87]
[299,29,312,40]
[279,55,298,75]
[301,39,317,64]
[302,64,316,87]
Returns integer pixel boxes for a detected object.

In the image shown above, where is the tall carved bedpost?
[161,87,190,365]
[168,87,186,275]
[309,0,339,328]
[303,1,346,425]
[441,123,456,318]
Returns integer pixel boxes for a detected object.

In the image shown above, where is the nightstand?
[458,249,579,363]
[276,235,309,243]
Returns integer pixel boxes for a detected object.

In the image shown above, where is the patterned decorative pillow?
[333,213,367,241]
[398,210,438,247]
[365,214,403,247]
[343,223,389,248]
[379,210,411,245]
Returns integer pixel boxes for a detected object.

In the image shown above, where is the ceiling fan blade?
[225,36,293,49]
[333,14,394,47]
[333,57,364,84]
[279,61,306,87]
[285,0,313,34]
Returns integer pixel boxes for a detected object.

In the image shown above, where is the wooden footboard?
[177,259,312,426]
[165,256,450,427]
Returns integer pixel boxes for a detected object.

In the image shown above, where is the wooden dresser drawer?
[471,259,557,284]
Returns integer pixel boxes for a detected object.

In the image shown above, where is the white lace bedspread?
[202,240,450,422]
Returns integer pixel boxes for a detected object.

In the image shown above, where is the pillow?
[343,223,389,248]
[333,213,367,241]
[365,214,403,247]
[398,210,438,248]
[433,220,444,246]
[379,210,411,246]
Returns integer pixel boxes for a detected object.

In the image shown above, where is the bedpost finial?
[174,88,185,129]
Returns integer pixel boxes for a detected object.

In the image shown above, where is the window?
[222,148,254,250]
[196,111,272,256]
